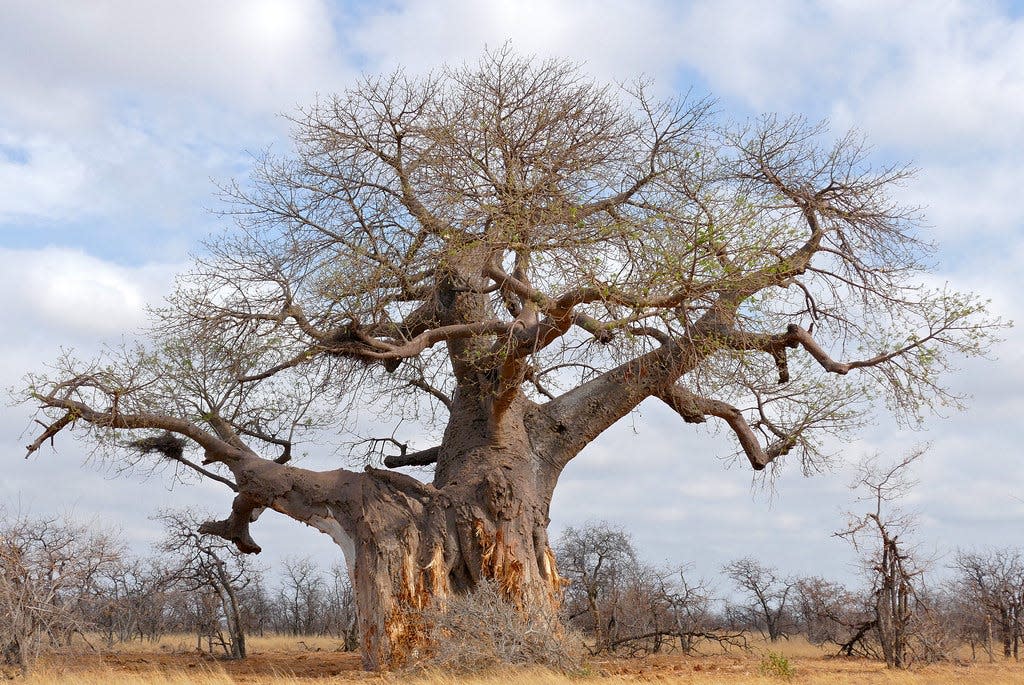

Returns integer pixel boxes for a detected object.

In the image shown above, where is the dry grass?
[11,634,1024,684]
[97,634,346,654]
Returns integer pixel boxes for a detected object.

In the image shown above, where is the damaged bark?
[204,396,569,669]
[206,460,564,668]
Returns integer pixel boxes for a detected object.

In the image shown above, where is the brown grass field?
[16,635,1024,684]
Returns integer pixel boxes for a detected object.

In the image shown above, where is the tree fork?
[200,445,566,669]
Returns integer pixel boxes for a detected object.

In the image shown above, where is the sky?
[2,0,1023,593]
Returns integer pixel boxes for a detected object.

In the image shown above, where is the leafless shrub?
[414,580,584,673]
[557,521,744,656]
[793,575,875,653]
[556,521,637,652]
[86,556,175,646]
[606,565,747,656]
[0,511,123,676]
[912,587,964,664]
[953,548,1024,660]
[267,556,358,648]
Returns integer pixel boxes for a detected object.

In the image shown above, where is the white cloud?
[675,475,747,500]
[0,247,177,340]
[0,0,346,119]
[906,162,1024,244]
[831,4,1024,155]
[0,0,353,241]
[671,0,837,109]
[350,0,686,84]
[670,0,1024,156]
[0,134,89,220]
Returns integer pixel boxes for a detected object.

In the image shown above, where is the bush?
[414,580,584,673]
[759,651,794,679]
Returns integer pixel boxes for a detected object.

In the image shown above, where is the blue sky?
[2,0,1023,590]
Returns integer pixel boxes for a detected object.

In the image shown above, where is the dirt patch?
[36,645,1024,685]
[71,648,374,683]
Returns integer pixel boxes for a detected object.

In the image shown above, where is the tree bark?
[213,395,567,669]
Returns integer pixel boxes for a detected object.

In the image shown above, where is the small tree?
[556,521,637,652]
[155,509,260,659]
[324,562,359,649]
[656,569,730,653]
[274,556,327,636]
[793,575,874,654]
[557,522,735,655]
[954,548,1024,660]
[88,556,174,646]
[235,572,272,638]
[611,564,739,655]
[723,557,794,642]
[836,446,930,668]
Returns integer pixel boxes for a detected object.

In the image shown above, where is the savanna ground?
[14,635,1024,685]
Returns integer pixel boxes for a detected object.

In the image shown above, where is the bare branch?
[658,384,796,470]
[27,392,247,465]
[24,412,75,457]
[384,445,440,469]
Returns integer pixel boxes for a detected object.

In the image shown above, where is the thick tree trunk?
[218,396,567,669]
[343,465,563,669]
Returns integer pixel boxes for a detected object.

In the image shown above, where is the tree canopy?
[21,49,1004,669]
[28,50,997,474]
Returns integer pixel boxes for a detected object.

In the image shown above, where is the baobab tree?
[22,50,1001,669]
